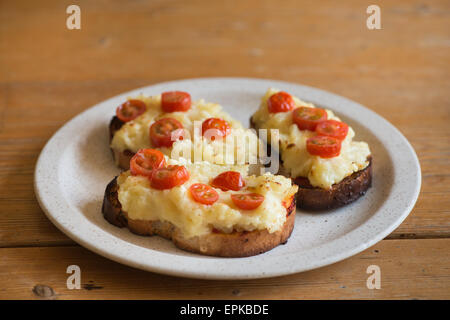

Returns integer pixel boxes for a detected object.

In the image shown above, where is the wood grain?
[1,239,449,300]
[0,0,448,299]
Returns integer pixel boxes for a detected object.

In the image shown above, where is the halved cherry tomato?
[267,91,295,113]
[202,118,231,140]
[292,107,328,131]
[211,171,245,191]
[130,149,166,177]
[150,165,189,190]
[161,91,191,112]
[150,118,184,148]
[231,193,265,210]
[306,135,341,158]
[189,183,219,205]
[316,120,349,141]
[116,100,146,122]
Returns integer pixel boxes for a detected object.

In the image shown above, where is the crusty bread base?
[249,116,372,210]
[102,177,296,257]
[112,148,134,170]
[109,116,135,170]
[294,159,372,210]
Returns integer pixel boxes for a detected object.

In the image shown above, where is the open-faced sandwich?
[102,149,298,257]
[250,88,372,210]
[110,91,260,170]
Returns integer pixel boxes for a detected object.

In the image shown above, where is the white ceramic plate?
[34,78,421,280]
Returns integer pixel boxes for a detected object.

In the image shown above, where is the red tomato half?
[130,149,166,177]
[116,100,146,122]
[211,171,245,191]
[231,193,265,210]
[189,183,219,205]
[201,118,231,140]
[161,91,191,112]
[150,165,190,190]
[316,120,349,141]
[149,118,184,148]
[292,107,328,131]
[306,135,341,158]
[267,91,295,113]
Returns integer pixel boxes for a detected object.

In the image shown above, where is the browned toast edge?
[109,116,135,170]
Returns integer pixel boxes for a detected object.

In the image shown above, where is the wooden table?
[1,0,449,300]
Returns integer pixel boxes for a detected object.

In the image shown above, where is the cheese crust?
[116,158,298,239]
[111,94,260,166]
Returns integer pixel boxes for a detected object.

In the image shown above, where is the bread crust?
[102,177,296,257]
[250,116,372,210]
[294,159,372,210]
[109,116,135,170]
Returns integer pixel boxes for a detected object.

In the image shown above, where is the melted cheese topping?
[111,94,260,165]
[117,158,298,238]
[252,88,371,189]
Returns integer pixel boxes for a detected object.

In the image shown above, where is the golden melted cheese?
[252,88,371,189]
[117,158,298,238]
[110,94,260,165]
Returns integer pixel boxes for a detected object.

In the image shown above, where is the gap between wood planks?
[1,233,449,250]
[1,238,449,300]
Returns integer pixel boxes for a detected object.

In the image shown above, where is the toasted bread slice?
[250,116,372,210]
[102,177,297,257]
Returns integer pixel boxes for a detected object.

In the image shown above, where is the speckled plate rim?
[34,77,421,280]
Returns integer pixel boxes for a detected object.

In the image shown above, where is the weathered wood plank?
[0,239,448,299]
[0,0,449,83]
